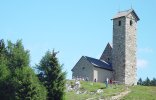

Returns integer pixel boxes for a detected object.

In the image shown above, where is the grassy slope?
[66,81,156,100]
[122,86,156,100]
[65,81,126,100]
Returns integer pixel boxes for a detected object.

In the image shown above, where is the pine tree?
[7,40,30,71]
[0,39,47,100]
[0,39,9,81]
[0,39,12,99]
[37,50,66,100]
[137,78,143,85]
[14,67,47,100]
[150,78,156,86]
[143,77,151,86]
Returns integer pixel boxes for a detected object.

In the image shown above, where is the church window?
[118,20,121,26]
[130,20,133,26]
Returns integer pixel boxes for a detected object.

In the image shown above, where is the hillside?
[65,80,156,100]
[65,80,129,100]
[122,86,156,100]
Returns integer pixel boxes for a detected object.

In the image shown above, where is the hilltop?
[65,80,156,100]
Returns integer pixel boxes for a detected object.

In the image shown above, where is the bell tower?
[112,9,139,85]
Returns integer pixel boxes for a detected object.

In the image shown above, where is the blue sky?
[0,0,156,80]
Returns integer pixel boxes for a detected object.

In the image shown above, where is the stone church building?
[71,9,139,85]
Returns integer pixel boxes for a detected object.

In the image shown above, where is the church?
[71,9,139,85]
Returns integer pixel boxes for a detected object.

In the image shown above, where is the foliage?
[0,39,9,82]
[37,50,66,100]
[0,39,12,99]
[137,77,156,86]
[143,77,151,86]
[13,67,47,100]
[0,39,47,100]
[150,78,156,86]
[7,40,30,71]
[137,78,143,85]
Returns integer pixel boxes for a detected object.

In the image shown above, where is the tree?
[143,77,151,86]
[7,40,30,71]
[137,78,143,85]
[0,39,12,99]
[0,39,47,100]
[150,78,156,86]
[37,50,66,100]
[13,67,47,100]
[0,39,9,81]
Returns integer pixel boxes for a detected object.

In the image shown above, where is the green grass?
[80,81,105,92]
[66,81,156,100]
[122,86,156,100]
[65,92,96,100]
[65,81,126,100]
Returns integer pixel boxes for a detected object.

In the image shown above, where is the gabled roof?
[112,9,140,21]
[84,56,113,71]
[100,42,112,61]
[106,42,112,48]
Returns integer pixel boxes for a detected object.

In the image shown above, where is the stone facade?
[112,17,126,84]
[72,56,93,81]
[100,43,112,63]
[72,56,112,82]
[112,10,139,85]
[125,13,137,85]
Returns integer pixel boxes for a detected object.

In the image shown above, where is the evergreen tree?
[7,40,30,71]
[0,39,12,99]
[143,77,151,86]
[0,39,47,100]
[13,67,47,100]
[137,78,143,85]
[0,39,9,81]
[150,78,156,86]
[37,50,66,100]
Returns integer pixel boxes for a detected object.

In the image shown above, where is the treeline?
[0,39,66,100]
[137,77,156,86]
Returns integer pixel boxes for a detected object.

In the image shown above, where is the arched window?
[130,20,133,26]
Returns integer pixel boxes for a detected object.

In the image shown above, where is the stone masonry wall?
[72,56,93,81]
[112,17,126,84]
[125,13,137,85]
[100,43,112,63]
[112,12,137,85]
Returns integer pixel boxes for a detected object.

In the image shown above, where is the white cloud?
[137,59,148,69]
[138,48,153,53]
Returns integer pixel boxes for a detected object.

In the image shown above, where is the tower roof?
[112,9,140,21]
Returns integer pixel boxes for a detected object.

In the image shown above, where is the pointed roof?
[100,42,112,60]
[112,9,140,21]
[106,42,112,49]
